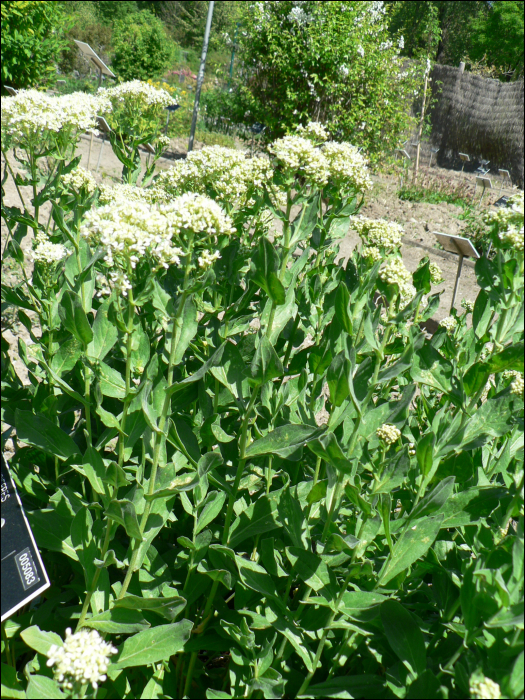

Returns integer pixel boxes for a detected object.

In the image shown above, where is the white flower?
[398,35,404,49]
[352,216,403,249]
[62,166,97,195]
[377,424,401,445]
[379,257,412,288]
[469,676,501,700]
[439,316,458,333]
[363,246,383,265]
[357,45,365,57]
[429,261,444,285]
[510,373,524,398]
[46,627,118,692]
[160,192,236,239]
[268,135,330,187]
[98,80,172,109]
[198,249,221,269]
[295,121,329,142]
[339,64,350,78]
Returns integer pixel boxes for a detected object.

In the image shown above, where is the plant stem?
[75,524,113,630]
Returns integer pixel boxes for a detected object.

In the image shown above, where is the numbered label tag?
[1,454,50,622]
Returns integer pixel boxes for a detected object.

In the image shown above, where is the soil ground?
[1,132,521,388]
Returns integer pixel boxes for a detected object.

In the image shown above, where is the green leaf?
[327,353,349,407]
[308,432,353,475]
[58,290,93,346]
[26,509,78,561]
[377,515,443,586]
[98,361,126,399]
[50,337,83,375]
[249,335,284,387]
[112,621,193,669]
[229,495,283,548]
[473,289,493,338]
[106,499,143,541]
[235,556,282,603]
[508,651,524,699]
[0,665,25,700]
[83,608,150,634]
[15,409,80,461]
[167,342,227,397]
[412,259,431,294]
[381,599,426,677]
[171,296,198,364]
[486,342,524,374]
[305,675,386,699]
[210,340,249,400]
[20,625,63,656]
[80,447,107,495]
[439,486,510,527]
[334,282,352,334]
[286,547,330,592]
[408,476,455,522]
[411,344,453,395]
[416,432,435,478]
[196,491,227,534]
[87,300,118,361]
[26,676,65,700]
[251,237,285,305]
[406,670,442,700]
[246,424,324,461]
[463,362,492,397]
[113,594,186,622]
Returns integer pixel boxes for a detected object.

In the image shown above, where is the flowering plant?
[1,84,523,700]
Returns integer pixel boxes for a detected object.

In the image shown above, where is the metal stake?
[95,135,106,174]
[450,254,464,312]
[87,132,94,170]
[188,1,215,153]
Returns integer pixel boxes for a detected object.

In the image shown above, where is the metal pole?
[87,132,94,170]
[450,254,464,312]
[95,135,106,174]
[188,1,215,153]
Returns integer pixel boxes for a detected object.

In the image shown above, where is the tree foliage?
[1,0,71,92]
[111,9,175,81]
[228,0,427,163]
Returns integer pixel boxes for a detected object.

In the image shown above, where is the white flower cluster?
[321,142,373,193]
[198,249,221,268]
[461,299,475,313]
[439,316,458,333]
[484,191,524,252]
[363,246,383,265]
[351,216,403,250]
[357,44,365,57]
[510,373,524,398]
[429,261,444,284]
[379,256,412,288]
[377,424,401,445]
[160,192,236,239]
[61,166,97,195]
[339,64,350,78]
[46,627,118,692]
[98,183,171,206]
[155,146,272,209]
[295,121,329,142]
[502,369,521,382]
[98,80,173,109]
[481,342,494,361]
[469,676,501,700]
[268,135,330,187]
[80,198,184,281]
[31,233,68,265]
[1,90,105,146]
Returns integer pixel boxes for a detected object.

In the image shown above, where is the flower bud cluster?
[295,121,329,142]
[377,423,401,445]
[98,183,171,206]
[461,299,475,314]
[362,246,383,265]
[160,192,236,239]
[46,627,118,692]
[62,166,97,196]
[351,216,404,250]
[469,676,501,700]
[31,233,68,265]
[484,191,524,251]
[439,316,458,333]
[98,80,173,109]
[481,342,494,361]
[269,135,330,187]
[198,249,221,269]
[429,261,444,285]
[321,142,373,193]
[510,373,524,398]
[379,256,412,288]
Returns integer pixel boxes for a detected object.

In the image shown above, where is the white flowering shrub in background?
[1,82,523,700]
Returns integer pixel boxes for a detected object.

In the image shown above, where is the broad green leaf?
[508,651,524,699]
[305,675,386,699]
[171,296,198,365]
[486,342,524,374]
[417,432,435,478]
[26,676,65,700]
[334,282,352,334]
[26,510,78,561]
[0,664,25,699]
[463,362,492,397]
[340,591,388,611]
[141,675,164,699]
[440,486,511,528]
[83,608,150,634]
[87,300,118,361]
[327,353,349,407]
[210,340,249,400]
[412,259,431,294]
[381,599,426,677]
[15,409,80,461]
[50,337,82,375]
[235,556,282,603]
[377,515,443,586]
[58,290,93,346]
[229,495,283,548]
[286,547,330,592]
[20,626,63,656]
[196,491,227,534]
[113,593,186,622]
[249,336,284,387]
[408,476,455,522]
[106,499,143,541]
[80,446,107,495]
[98,361,126,399]
[308,432,353,475]
[485,604,524,629]
[411,343,453,394]
[251,237,285,304]
[167,342,227,397]
[473,289,493,338]
[112,621,193,668]
[245,424,324,461]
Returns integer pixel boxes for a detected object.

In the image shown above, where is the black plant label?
[1,454,50,622]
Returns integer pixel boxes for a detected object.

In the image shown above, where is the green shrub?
[111,9,174,82]
[58,5,113,78]
[1,0,71,92]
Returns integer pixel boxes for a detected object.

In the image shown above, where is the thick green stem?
[75,524,113,630]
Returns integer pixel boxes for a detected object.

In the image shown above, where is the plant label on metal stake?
[1,454,50,622]
[433,232,480,312]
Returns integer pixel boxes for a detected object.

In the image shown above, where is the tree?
[468,1,524,79]
[111,9,174,81]
[229,0,427,163]
[1,1,71,92]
